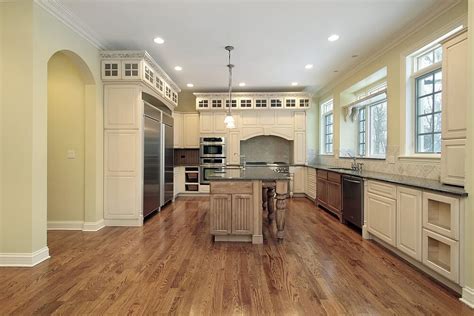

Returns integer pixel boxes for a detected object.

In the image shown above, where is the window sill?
[340,156,386,161]
[398,154,441,163]
[319,153,335,157]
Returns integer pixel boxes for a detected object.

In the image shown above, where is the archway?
[47,50,97,230]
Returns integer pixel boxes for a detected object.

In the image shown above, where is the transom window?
[320,99,334,154]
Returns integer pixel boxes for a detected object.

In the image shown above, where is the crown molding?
[316,0,463,97]
[34,0,107,50]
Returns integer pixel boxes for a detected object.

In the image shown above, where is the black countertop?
[306,164,467,197]
[208,166,290,181]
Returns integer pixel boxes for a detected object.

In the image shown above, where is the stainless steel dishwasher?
[342,175,364,229]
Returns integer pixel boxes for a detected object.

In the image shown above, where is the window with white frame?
[355,82,388,158]
[412,46,442,153]
[320,99,334,154]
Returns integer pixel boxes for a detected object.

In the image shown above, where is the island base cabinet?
[422,229,459,283]
[367,192,397,247]
[210,194,232,235]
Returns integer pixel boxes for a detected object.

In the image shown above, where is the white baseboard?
[82,219,105,231]
[47,221,84,230]
[461,287,474,309]
[48,220,105,231]
[104,216,143,227]
[0,246,50,267]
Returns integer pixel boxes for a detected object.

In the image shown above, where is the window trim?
[320,99,334,155]
[356,99,388,159]
[324,113,334,154]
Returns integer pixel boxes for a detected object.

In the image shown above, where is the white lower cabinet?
[290,166,305,194]
[367,191,397,246]
[173,166,185,196]
[366,180,464,286]
[396,186,422,261]
[422,229,459,283]
[305,167,316,199]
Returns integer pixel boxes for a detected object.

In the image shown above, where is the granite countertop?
[208,166,290,181]
[306,164,467,197]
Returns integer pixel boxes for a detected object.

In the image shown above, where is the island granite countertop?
[305,164,467,197]
[208,166,290,181]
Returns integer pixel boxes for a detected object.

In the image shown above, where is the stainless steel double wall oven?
[199,137,226,184]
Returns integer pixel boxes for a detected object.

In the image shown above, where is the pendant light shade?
[224,113,235,129]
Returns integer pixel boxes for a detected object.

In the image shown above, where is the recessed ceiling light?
[291,82,298,86]
[186,83,194,88]
[328,34,340,42]
[174,66,183,71]
[239,82,246,87]
[153,37,165,44]
[305,64,313,69]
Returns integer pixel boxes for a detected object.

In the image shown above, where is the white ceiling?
[57,0,447,92]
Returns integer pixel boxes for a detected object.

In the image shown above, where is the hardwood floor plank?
[0,197,472,315]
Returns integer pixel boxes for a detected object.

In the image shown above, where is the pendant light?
[224,45,235,129]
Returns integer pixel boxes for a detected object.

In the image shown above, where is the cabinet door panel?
[199,112,213,134]
[397,186,422,261]
[442,33,467,139]
[210,194,232,235]
[293,132,306,165]
[367,192,397,246]
[228,131,241,165]
[232,194,253,235]
[327,182,341,211]
[317,179,327,204]
[183,114,200,148]
[104,85,139,129]
[173,113,183,148]
[440,139,465,186]
[213,112,227,133]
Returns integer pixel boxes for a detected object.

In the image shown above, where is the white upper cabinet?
[101,51,180,110]
[104,85,140,129]
[194,92,311,111]
[182,114,200,148]
[442,31,468,140]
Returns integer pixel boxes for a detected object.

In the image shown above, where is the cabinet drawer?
[327,171,341,184]
[211,181,253,194]
[422,192,460,240]
[368,180,397,199]
[422,229,459,283]
[317,170,327,180]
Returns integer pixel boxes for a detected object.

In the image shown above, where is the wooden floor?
[1,197,473,315]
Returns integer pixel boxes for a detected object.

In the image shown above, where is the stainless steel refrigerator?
[161,112,174,206]
[143,103,162,218]
[143,102,174,218]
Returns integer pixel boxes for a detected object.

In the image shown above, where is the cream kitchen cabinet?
[293,132,306,165]
[397,186,422,261]
[305,167,317,200]
[173,112,183,148]
[441,30,467,186]
[366,183,397,246]
[294,111,306,131]
[104,85,141,129]
[290,166,305,194]
[182,114,200,148]
[173,166,185,197]
[228,131,241,165]
[199,112,227,135]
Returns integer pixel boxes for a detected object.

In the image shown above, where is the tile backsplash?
[308,146,441,180]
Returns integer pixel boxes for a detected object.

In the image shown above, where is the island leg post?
[275,180,288,240]
[267,185,275,224]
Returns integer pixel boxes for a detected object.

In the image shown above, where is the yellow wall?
[47,52,86,222]
[176,91,197,112]
[1,0,103,254]
[315,1,467,159]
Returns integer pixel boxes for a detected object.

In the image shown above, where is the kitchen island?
[208,167,290,244]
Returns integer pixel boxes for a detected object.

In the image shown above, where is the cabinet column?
[275,180,289,240]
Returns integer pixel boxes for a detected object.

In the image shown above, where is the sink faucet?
[347,152,363,172]
[240,155,246,170]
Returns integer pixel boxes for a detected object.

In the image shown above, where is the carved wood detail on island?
[210,180,289,244]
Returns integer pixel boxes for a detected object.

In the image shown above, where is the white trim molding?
[0,247,50,267]
[47,220,106,231]
[34,0,106,50]
[461,287,474,309]
[82,220,106,232]
[104,216,143,227]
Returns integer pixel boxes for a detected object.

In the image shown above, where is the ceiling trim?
[34,0,107,50]
[316,0,462,98]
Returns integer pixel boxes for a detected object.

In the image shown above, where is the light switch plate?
[67,150,76,159]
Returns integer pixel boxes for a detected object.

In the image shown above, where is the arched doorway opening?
[47,50,96,230]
